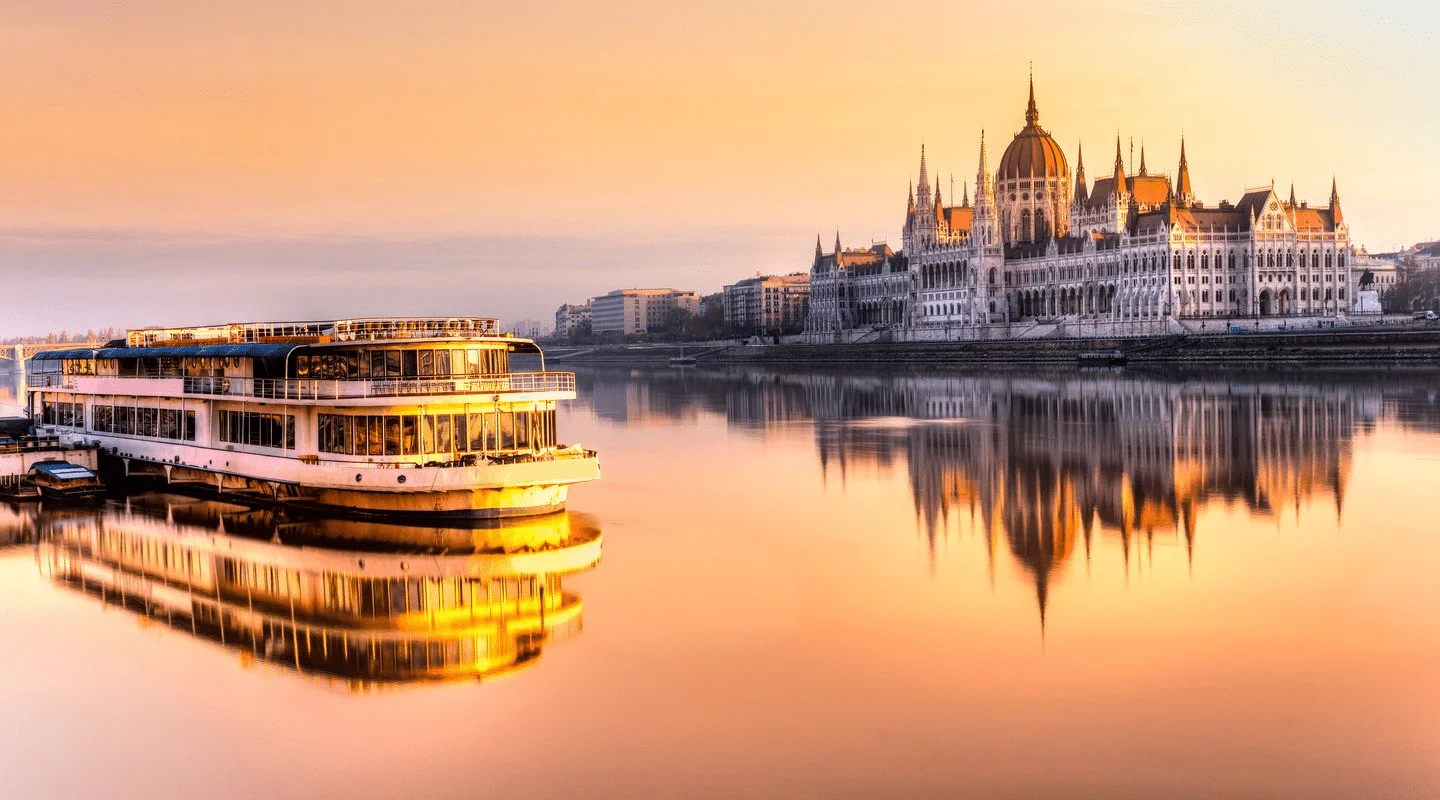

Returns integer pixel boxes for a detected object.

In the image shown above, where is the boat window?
[436,415,452,453]
[383,416,400,456]
[296,356,310,378]
[369,417,383,456]
[435,350,451,377]
[418,350,434,377]
[467,350,480,376]
[421,415,435,454]
[217,410,296,450]
[453,414,468,452]
[468,413,486,451]
[402,416,418,456]
[401,350,418,377]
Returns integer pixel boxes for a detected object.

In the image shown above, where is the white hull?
[62,432,599,518]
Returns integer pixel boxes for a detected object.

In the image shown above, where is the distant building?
[805,237,906,338]
[699,292,724,318]
[509,319,548,339]
[553,303,592,338]
[1408,241,1440,271]
[591,289,700,337]
[723,273,811,335]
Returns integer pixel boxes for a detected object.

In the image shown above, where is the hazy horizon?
[2,1,1436,335]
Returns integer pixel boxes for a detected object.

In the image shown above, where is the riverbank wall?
[547,327,1440,367]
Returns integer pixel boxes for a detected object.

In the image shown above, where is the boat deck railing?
[180,371,576,400]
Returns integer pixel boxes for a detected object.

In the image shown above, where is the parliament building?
[805,77,1357,341]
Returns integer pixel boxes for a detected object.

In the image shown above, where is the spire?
[834,230,842,257]
[977,130,993,198]
[1176,135,1193,206]
[917,144,931,206]
[907,180,916,215]
[815,233,823,257]
[1025,68,1040,127]
[1330,177,1343,224]
[1074,140,1088,204]
[962,181,970,207]
[935,183,945,224]
[1288,182,1297,208]
[1113,135,1127,198]
[1138,143,1148,176]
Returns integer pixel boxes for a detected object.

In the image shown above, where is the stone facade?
[804,77,1358,341]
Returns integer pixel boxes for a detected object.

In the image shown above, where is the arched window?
[1021,209,1033,241]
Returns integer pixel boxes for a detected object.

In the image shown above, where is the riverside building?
[806,77,1357,341]
[590,289,700,336]
[26,318,599,518]
[722,273,811,336]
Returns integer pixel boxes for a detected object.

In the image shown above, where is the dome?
[997,81,1069,181]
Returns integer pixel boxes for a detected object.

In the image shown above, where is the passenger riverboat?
[26,318,599,518]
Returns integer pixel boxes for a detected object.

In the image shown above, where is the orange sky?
[0,1,1436,331]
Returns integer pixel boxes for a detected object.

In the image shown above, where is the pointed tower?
[1330,177,1344,225]
[1176,136,1194,208]
[962,181,970,208]
[917,144,932,211]
[814,233,823,269]
[934,183,945,226]
[1138,143,1148,176]
[1288,183,1298,209]
[1025,70,1040,128]
[972,130,998,247]
[1074,140,1088,205]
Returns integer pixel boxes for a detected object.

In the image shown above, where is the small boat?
[668,355,698,366]
[26,461,105,501]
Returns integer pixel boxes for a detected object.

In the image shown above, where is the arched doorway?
[1279,290,1291,315]
[1259,289,1272,316]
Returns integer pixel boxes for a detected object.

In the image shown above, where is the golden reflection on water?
[15,496,600,691]
[576,367,1436,628]
[4,365,1440,797]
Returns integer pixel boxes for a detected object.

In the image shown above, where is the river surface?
[3,365,1439,799]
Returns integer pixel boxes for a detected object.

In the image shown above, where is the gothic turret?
[1175,136,1194,207]
[1112,136,1127,199]
[1138,143,1148,177]
[1330,178,1344,225]
[1074,141,1088,204]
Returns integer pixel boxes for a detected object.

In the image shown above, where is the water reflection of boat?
[1,502,38,548]
[35,494,602,689]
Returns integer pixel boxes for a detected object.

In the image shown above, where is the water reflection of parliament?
[2,499,601,689]
[584,367,1440,619]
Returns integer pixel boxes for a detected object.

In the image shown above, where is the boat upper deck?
[126,317,502,347]
[27,318,572,403]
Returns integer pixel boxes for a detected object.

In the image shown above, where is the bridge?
[0,342,107,363]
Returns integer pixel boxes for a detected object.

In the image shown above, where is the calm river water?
[3,365,1439,798]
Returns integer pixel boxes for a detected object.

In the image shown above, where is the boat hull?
[88,439,600,520]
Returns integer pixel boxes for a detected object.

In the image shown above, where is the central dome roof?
[997,80,1069,181]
